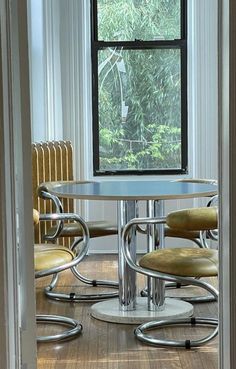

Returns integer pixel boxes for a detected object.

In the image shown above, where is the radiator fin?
[32,141,74,246]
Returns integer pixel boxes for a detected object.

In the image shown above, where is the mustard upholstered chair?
[140,181,218,302]
[122,206,218,349]
[32,141,118,302]
[37,181,118,302]
[137,179,217,248]
[163,190,218,302]
[164,179,217,248]
[140,179,218,300]
[34,209,89,342]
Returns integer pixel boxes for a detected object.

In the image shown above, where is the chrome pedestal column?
[118,200,138,311]
[147,200,165,311]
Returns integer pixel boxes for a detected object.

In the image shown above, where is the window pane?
[98,48,182,171]
[97,0,181,41]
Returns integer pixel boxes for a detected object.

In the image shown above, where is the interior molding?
[219,0,236,368]
[0,3,15,368]
[0,0,37,368]
[37,0,92,218]
[28,0,47,141]
[190,0,218,182]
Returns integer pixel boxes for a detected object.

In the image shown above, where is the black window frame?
[91,0,188,176]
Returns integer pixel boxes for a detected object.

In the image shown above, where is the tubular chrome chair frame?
[140,190,218,302]
[38,187,119,302]
[36,212,90,342]
[121,215,218,349]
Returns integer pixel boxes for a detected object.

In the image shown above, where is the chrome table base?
[90,297,193,324]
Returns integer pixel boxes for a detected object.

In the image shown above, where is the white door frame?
[219,0,236,368]
[0,0,37,368]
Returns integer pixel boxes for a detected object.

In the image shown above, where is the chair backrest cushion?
[166,206,218,231]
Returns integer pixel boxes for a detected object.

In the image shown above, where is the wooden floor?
[36,255,218,369]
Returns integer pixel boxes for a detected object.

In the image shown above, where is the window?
[92,0,188,176]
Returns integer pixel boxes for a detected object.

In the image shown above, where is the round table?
[49,180,217,323]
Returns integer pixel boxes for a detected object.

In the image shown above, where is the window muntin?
[92,0,187,175]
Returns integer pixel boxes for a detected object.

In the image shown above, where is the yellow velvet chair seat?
[166,206,218,231]
[139,248,218,278]
[34,244,74,272]
[47,221,117,238]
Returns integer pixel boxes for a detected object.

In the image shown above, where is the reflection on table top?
[48,180,217,201]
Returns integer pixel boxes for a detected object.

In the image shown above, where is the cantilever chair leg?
[43,235,119,302]
[140,283,216,303]
[44,272,119,302]
[71,267,119,289]
[70,236,119,292]
[70,237,119,296]
[135,317,218,349]
[36,314,83,343]
[135,278,218,349]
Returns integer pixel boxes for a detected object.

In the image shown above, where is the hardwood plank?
[36,255,218,369]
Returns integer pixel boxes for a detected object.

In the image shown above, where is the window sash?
[91,0,188,176]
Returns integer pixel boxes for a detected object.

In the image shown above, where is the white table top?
[48,180,217,201]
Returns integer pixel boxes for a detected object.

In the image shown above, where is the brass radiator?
[32,140,74,245]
